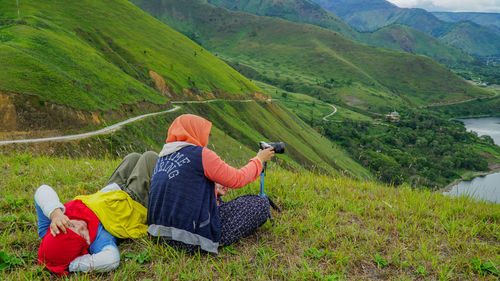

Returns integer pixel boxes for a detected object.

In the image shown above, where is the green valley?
[131,0,490,109]
[1,0,499,279]
[204,0,498,86]
[128,0,500,188]
[205,0,477,67]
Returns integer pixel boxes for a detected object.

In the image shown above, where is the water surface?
[444,117,500,204]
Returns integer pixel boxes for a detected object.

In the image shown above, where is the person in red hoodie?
[148,114,275,253]
[36,151,158,275]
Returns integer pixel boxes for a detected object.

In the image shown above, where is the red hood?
[38,200,100,276]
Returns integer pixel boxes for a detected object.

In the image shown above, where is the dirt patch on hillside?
[150,70,173,98]
[344,95,366,107]
[0,91,171,141]
[0,94,17,131]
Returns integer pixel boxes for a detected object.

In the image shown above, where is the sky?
[386,0,500,13]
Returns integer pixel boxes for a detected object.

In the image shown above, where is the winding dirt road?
[0,106,181,145]
[0,99,332,146]
[0,99,256,146]
[322,104,338,121]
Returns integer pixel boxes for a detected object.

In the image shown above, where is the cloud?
[387,0,500,13]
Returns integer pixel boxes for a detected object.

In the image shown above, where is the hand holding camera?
[257,147,275,163]
[257,141,285,163]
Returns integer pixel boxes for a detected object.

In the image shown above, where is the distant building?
[385,111,400,121]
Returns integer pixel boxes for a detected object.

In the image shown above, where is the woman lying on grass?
[148,114,275,253]
[35,151,158,276]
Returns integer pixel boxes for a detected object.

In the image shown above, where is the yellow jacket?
[75,190,147,239]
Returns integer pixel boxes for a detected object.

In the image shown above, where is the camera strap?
[259,162,267,197]
[260,162,281,226]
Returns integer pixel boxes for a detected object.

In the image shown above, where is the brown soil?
[0,90,171,141]
[149,70,173,98]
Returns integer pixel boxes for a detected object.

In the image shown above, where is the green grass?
[0,0,258,111]
[1,154,499,280]
[133,0,492,112]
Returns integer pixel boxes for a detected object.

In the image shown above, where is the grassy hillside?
[206,0,500,92]
[0,0,258,111]
[1,155,499,280]
[0,0,375,179]
[131,0,490,110]
[253,80,374,124]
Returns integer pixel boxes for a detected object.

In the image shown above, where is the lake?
[444,117,500,204]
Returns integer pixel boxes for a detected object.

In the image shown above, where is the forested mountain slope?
[433,12,500,33]
[205,0,476,66]
[131,0,490,111]
[311,0,500,58]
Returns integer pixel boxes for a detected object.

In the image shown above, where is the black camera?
[260,141,285,154]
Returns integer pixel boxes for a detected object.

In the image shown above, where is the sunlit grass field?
[0,0,258,111]
[1,154,498,280]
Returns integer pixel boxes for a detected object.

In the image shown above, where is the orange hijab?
[166,114,212,146]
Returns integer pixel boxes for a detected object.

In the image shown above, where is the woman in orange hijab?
[147,114,275,253]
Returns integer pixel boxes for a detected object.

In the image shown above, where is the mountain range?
[433,12,500,33]
[311,0,500,58]
[205,0,476,66]
[131,0,489,111]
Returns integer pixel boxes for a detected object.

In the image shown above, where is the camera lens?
[269,142,285,154]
